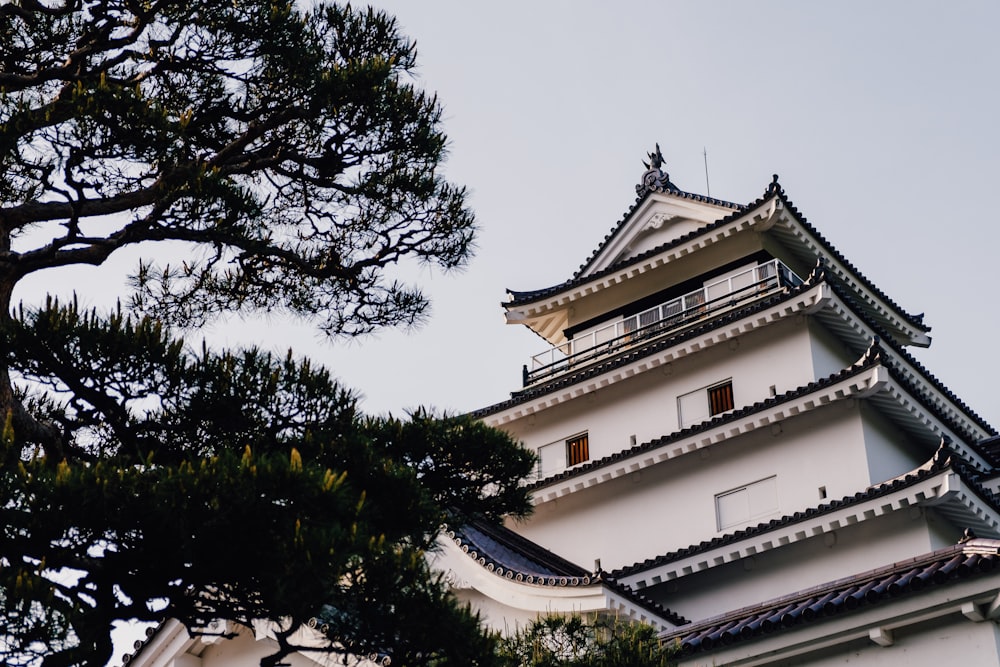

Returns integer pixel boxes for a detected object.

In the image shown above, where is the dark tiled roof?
[769,182,929,334]
[661,537,1000,656]
[612,444,1000,580]
[448,518,591,582]
[818,276,996,442]
[446,518,689,626]
[505,177,930,339]
[980,436,1000,466]
[601,576,690,628]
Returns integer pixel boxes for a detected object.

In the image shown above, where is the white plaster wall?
[507,316,821,479]
[807,317,859,378]
[860,400,929,485]
[511,402,871,572]
[453,588,545,635]
[142,626,325,667]
[649,507,943,623]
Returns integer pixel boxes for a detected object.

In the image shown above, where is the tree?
[0,1,535,665]
[496,615,678,667]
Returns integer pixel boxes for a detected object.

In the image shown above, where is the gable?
[581,193,736,278]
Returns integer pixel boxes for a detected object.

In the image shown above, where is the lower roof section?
[612,444,1000,588]
[434,518,688,630]
[661,537,1000,664]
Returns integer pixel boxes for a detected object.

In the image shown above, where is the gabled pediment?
[581,193,736,278]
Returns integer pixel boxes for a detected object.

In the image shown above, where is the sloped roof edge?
[660,536,1000,657]
[505,186,760,307]
[505,177,929,339]
[445,518,690,626]
[772,183,930,334]
[819,277,996,441]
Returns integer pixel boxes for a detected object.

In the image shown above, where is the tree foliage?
[0,1,534,666]
[496,615,678,667]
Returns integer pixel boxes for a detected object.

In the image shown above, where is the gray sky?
[23,1,1000,429]
[97,1,999,660]
[312,0,1000,428]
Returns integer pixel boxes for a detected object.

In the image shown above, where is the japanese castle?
[126,148,1000,666]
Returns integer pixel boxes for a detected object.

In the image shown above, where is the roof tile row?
[664,538,1000,656]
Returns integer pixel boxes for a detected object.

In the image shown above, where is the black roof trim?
[661,537,1000,656]
[448,518,591,582]
[821,278,996,441]
[771,184,929,333]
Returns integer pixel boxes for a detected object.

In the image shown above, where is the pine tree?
[0,2,534,665]
[497,615,678,667]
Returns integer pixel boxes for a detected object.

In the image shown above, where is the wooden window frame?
[566,433,590,467]
[708,381,734,416]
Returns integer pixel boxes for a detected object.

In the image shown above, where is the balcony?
[523,259,802,386]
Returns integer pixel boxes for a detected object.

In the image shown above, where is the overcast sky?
[26,1,1000,429]
[304,0,1000,428]
[95,1,1000,661]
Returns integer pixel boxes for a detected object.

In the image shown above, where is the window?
[708,381,734,416]
[566,433,590,466]
[683,290,706,315]
[619,316,638,344]
[678,380,734,428]
[716,476,778,530]
[537,432,590,479]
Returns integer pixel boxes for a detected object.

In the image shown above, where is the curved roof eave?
[662,537,1000,658]
[504,178,931,346]
[438,521,689,628]
[769,183,931,337]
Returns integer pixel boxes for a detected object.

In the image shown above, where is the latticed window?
[708,381,734,416]
[566,433,590,466]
